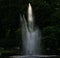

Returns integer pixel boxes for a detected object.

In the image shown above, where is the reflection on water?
[0,54,59,58]
[10,55,59,58]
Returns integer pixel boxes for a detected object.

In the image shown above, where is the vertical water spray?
[28,3,33,22]
[10,3,57,58]
[21,3,41,55]
[28,3,34,32]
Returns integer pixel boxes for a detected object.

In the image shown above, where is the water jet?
[21,3,41,55]
[10,3,58,58]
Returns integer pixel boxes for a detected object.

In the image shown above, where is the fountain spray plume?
[20,15,28,30]
[20,3,41,55]
[28,3,33,22]
[28,3,34,32]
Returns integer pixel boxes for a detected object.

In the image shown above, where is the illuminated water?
[10,3,58,58]
[21,3,41,55]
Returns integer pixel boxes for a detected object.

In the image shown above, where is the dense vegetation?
[0,0,60,55]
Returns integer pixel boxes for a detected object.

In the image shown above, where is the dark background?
[0,0,60,55]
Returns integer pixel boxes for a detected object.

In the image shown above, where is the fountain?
[21,3,41,55]
[10,3,58,58]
